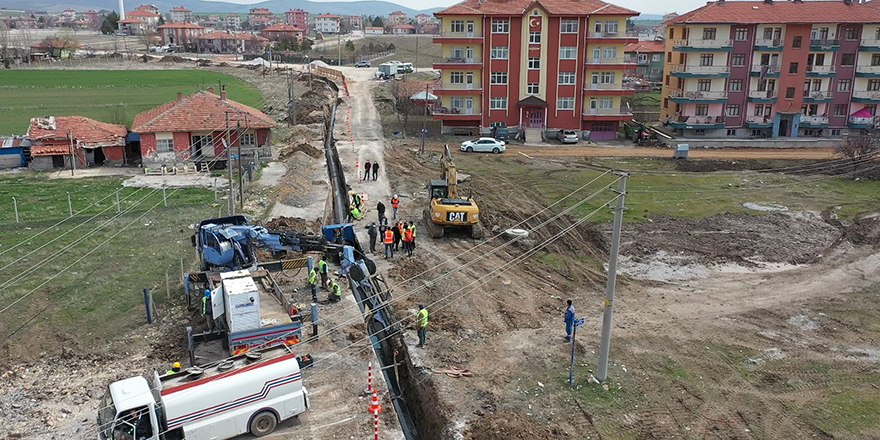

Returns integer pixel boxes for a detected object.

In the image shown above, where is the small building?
[225,14,241,30]
[157,22,204,48]
[415,13,432,25]
[391,24,415,35]
[314,13,341,34]
[30,38,79,58]
[624,40,665,82]
[118,18,148,35]
[134,4,160,14]
[197,31,268,53]
[285,9,309,30]
[132,88,276,167]
[169,6,193,23]
[0,136,30,169]
[364,27,384,35]
[12,17,37,29]
[125,8,161,30]
[261,23,304,42]
[27,116,128,169]
[388,10,407,26]
[344,15,362,32]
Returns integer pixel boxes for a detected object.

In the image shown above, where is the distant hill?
[632,14,664,21]
[0,0,442,16]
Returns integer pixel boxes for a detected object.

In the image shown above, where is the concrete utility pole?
[288,70,296,126]
[415,34,419,74]
[337,19,342,67]
[225,112,234,215]
[68,129,75,176]
[237,121,244,206]
[597,173,628,382]
[419,83,429,155]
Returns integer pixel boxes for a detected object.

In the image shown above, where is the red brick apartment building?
[432,0,639,140]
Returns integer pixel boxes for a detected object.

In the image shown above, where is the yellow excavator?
[423,145,483,239]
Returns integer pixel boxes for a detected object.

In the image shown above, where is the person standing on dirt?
[202,289,214,330]
[377,201,386,223]
[564,300,576,342]
[372,161,379,181]
[318,256,329,290]
[309,266,319,289]
[367,222,378,254]
[404,224,414,257]
[363,160,372,182]
[416,304,429,348]
[407,221,416,250]
[393,221,403,251]
[350,205,362,221]
[383,226,395,259]
[391,195,400,219]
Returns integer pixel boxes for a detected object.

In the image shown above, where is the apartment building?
[625,40,665,82]
[169,6,192,24]
[314,13,341,34]
[285,9,309,30]
[432,0,639,140]
[661,0,880,139]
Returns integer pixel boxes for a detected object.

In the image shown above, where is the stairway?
[524,128,544,144]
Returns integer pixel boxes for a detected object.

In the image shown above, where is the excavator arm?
[442,144,459,199]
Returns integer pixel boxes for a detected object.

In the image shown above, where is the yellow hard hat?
[173,362,181,368]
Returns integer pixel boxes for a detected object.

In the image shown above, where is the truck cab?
[98,376,164,440]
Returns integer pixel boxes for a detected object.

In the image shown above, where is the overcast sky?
[212,0,703,16]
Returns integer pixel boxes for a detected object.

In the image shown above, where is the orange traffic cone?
[368,390,382,414]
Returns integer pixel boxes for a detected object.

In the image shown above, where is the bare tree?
[0,21,10,67]
[140,27,158,51]
[836,134,880,175]
[389,78,425,133]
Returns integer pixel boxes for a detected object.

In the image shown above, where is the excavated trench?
[322,99,450,440]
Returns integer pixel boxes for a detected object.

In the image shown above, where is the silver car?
[557,130,579,144]
[460,137,505,154]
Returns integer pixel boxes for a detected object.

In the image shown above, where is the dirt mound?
[279,142,323,160]
[840,213,880,246]
[466,412,561,440]
[295,89,333,124]
[158,55,186,63]
[265,216,322,232]
[622,212,839,265]
[389,257,429,281]
[197,59,212,66]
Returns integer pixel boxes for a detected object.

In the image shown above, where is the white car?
[460,137,505,154]
[557,129,579,144]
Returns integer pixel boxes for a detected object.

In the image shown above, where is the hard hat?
[393,194,398,198]
[204,289,210,297]
[173,362,181,368]
[418,304,425,310]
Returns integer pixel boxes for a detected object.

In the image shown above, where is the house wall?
[103,146,125,165]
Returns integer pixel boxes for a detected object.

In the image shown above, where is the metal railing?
[438,30,483,38]
[746,116,772,125]
[860,38,880,46]
[438,56,482,64]
[803,90,831,100]
[585,83,634,90]
[669,90,728,99]
[748,89,778,98]
[672,39,733,48]
[750,64,780,73]
[800,115,829,124]
[852,90,880,99]
[433,82,481,90]
[432,106,480,115]
[590,31,623,38]
[585,57,637,64]
[855,65,880,73]
[673,115,726,125]
[755,38,784,47]
[810,39,839,47]
[806,65,835,73]
[583,108,633,116]
[849,115,879,126]
[670,64,730,74]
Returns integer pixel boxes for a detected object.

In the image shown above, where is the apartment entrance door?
[527,108,544,128]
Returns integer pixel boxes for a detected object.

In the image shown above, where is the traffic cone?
[368,390,381,414]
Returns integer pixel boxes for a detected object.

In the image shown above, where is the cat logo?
[447,211,467,222]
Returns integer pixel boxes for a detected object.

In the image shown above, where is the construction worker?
[202,289,213,330]
[416,304,429,348]
[166,362,181,374]
[318,256,329,290]
[383,226,395,259]
[408,221,417,250]
[367,222,378,254]
[328,280,342,302]
[309,266,319,288]
[351,192,362,209]
[564,299,576,342]
[350,205,362,221]
[393,221,403,251]
[403,224,414,257]
[377,201,386,223]
[390,195,400,219]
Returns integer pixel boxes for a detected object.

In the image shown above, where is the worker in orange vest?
[403,224,414,257]
[394,221,404,251]
[383,226,395,259]
[390,195,400,219]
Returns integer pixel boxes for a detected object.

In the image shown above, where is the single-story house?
[0,136,30,169]
[131,88,276,167]
[260,23,304,42]
[391,24,416,35]
[27,116,128,170]
[117,18,148,35]
[364,27,384,35]
[29,38,80,59]
[197,31,268,54]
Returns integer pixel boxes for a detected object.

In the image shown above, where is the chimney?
[207,86,215,94]
[176,92,182,101]
[221,85,227,100]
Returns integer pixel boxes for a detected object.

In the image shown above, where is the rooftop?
[625,40,665,53]
[668,0,880,24]
[435,0,639,17]
[170,6,192,12]
[125,9,160,17]
[27,116,127,148]
[132,90,275,134]
[262,23,304,32]
[158,21,203,29]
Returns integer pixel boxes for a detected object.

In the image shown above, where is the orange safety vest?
[391,197,400,208]
[404,229,414,242]
[398,223,405,235]
[383,229,394,244]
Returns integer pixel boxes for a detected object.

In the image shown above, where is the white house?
[314,13,341,34]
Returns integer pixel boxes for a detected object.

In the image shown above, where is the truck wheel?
[249,411,278,437]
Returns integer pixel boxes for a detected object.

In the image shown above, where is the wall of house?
[103,146,125,165]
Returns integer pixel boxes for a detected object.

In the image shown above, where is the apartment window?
[528,57,540,69]
[560,46,577,59]
[651,67,661,75]
[557,72,575,85]
[844,27,858,40]
[841,54,855,66]
[877,28,880,40]
[754,104,764,116]
[491,19,509,33]
[561,19,578,33]
[734,28,748,41]
[729,79,742,91]
[663,98,669,109]
[792,36,802,48]
[489,97,507,110]
[679,53,686,64]
[872,54,880,66]
[669,28,674,40]
[600,97,614,109]
[529,31,541,44]
[665,75,670,86]
[490,46,508,59]
[764,105,773,116]
[831,129,841,136]
[834,104,847,116]
[700,54,714,66]
[527,83,539,94]
[785,87,796,99]
[698,79,712,91]
[602,46,617,59]
[601,72,615,84]
[866,104,877,115]
[556,97,575,110]
[702,27,716,40]
[812,79,822,92]
[240,133,256,146]
[762,27,773,40]
[638,54,648,63]
[450,97,464,109]
[490,72,508,85]
[695,129,706,136]
[789,62,798,74]
[695,104,709,116]
[450,20,465,33]
[156,139,173,153]
[869,79,880,91]
[450,72,464,84]
[726,104,740,116]
[838,79,852,91]
[731,54,746,66]
[727,129,737,136]
[667,52,672,63]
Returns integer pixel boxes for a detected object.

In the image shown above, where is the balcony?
[849,115,879,129]
[669,64,730,77]
[431,106,481,120]
[745,116,773,128]
[671,39,733,51]
[584,56,637,66]
[851,90,880,102]
[855,65,880,77]
[432,81,482,95]
[749,64,781,77]
[860,38,880,51]
[802,91,833,103]
[433,57,483,68]
[586,31,636,43]
[799,115,829,127]
[668,90,729,103]
[748,89,778,102]
[582,107,634,120]
[806,64,836,77]
[668,115,726,129]
[433,31,483,43]
[584,83,635,95]
[754,38,784,50]
[810,39,840,50]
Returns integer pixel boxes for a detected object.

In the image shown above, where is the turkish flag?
[529,16,542,31]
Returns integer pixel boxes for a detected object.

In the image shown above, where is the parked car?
[490,126,509,142]
[355,61,371,68]
[461,137,505,154]
[557,130,579,144]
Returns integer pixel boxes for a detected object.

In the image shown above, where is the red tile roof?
[158,21,203,29]
[132,91,275,134]
[669,1,880,24]
[126,9,160,17]
[27,116,127,148]
[262,23,304,32]
[389,10,406,15]
[393,24,416,29]
[118,18,145,24]
[625,40,665,53]
[435,0,638,17]
[170,6,191,11]
[316,13,341,18]
[198,31,267,41]
[30,38,80,49]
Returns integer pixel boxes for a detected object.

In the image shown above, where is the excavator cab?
[429,180,449,199]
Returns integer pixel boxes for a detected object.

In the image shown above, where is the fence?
[356,50,396,63]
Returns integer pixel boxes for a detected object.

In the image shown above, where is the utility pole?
[419,83,429,155]
[225,112,234,215]
[597,173,628,382]
[288,70,295,126]
[237,120,244,206]
[337,19,342,67]
[415,34,418,74]
[68,129,75,176]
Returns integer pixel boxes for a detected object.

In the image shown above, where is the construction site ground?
[3,63,880,440]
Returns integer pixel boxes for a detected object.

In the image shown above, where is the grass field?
[352,35,442,68]
[0,175,218,346]
[0,70,263,135]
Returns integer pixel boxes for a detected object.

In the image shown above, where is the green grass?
[0,70,263,134]
[352,35,442,68]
